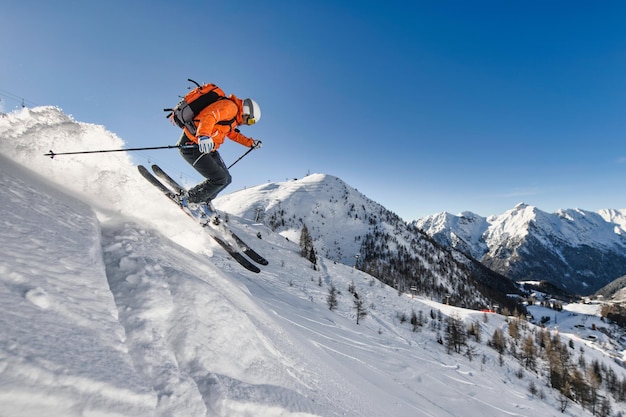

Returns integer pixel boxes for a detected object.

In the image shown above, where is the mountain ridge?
[415,204,626,294]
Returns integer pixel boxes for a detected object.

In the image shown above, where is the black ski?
[138,165,260,273]
[207,233,261,274]
[138,165,177,200]
[150,164,185,195]
[229,233,269,265]
[150,164,268,266]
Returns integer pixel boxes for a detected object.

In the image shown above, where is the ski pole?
[228,146,257,169]
[44,144,194,159]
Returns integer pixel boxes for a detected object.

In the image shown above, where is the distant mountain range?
[414,203,626,295]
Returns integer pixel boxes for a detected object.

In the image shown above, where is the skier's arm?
[226,129,255,148]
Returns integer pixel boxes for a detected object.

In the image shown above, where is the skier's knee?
[223,171,232,187]
[213,170,231,187]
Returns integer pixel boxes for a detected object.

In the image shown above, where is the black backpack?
[165,79,233,135]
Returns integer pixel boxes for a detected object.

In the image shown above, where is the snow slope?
[2,107,626,416]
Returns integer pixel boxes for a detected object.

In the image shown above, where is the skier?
[175,86,262,212]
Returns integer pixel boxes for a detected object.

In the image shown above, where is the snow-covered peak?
[484,204,540,246]
[514,201,529,210]
[414,211,489,259]
[599,208,626,235]
[218,171,389,264]
[552,208,626,248]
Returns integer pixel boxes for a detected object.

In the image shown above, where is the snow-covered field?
[1,107,626,416]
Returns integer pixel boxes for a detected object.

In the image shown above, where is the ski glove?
[197,136,214,154]
[252,140,262,149]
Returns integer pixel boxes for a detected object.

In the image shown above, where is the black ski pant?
[177,132,231,204]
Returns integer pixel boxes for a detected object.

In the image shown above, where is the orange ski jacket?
[183,94,255,151]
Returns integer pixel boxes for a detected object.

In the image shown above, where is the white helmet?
[243,98,261,125]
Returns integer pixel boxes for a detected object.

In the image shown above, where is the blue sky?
[1,1,625,220]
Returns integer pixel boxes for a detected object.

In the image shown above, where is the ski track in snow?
[100,220,331,417]
[0,154,156,416]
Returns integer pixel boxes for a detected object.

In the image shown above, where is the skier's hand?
[252,140,262,149]
[198,136,214,154]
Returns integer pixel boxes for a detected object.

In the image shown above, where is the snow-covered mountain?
[217,172,520,311]
[3,106,626,417]
[411,210,490,260]
[415,203,626,295]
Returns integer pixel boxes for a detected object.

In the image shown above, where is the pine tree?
[410,310,421,332]
[489,328,507,354]
[299,224,317,268]
[598,396,611,417]
[508,317,520,341]
[354,299,367,325]
[522,335,537,370]
[444,315,466,354]
[467,320,481,343]
[327,283,338,311]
